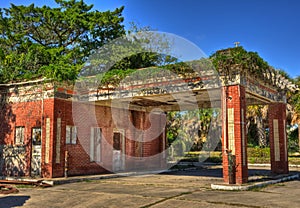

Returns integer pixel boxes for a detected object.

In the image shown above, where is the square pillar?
[222,85,248,184]
[268,103,288,174]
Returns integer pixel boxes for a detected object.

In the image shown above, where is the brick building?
[0,79,167,178]
[0,56,297,184]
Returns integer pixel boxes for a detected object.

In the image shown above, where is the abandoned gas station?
[0,48,297,184]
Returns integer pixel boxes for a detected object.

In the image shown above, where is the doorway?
[31,127,42,177]
[113,129,125,172]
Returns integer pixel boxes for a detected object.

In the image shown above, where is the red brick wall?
[0,98,54,177]
[222,85,248,184]
[52,99,167,177]
[42,99,55,178]
[1,88,167,178]
[268,102,288,174]
[52,99,112,177]
[137,111,166,170]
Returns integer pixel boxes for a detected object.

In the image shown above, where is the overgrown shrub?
[247,147,270,164]
[288,127,299,153]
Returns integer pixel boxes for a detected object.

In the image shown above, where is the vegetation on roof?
[210,46,271,75]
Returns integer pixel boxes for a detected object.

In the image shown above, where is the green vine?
[210,46,271,78]
[78,47,290,90]
[90,59,216,88]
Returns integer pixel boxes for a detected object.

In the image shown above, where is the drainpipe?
[40,81,44,177]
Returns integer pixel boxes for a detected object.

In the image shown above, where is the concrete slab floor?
[1,166,300,208]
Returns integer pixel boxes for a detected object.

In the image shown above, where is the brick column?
[268,103,288,174]
[222,85,248,184]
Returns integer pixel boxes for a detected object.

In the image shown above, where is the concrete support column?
[268,103,288,174]
[222,85,248,184]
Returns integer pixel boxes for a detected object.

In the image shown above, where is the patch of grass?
[84,179,94,183]
[288,157,300,165]
[248,147,300,165]
[15,184,35,188]
[179,151,222,163]
[274,183,285,187]
[247,147,270,164]
[248,184,267,192]
[207,200,262,208]
[175,148,300,165]
[204,156,222,163]
[248,147,270,157]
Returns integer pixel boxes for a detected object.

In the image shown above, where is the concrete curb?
[177,162,221,166]
[178,162,300,168]
[0,177,41,183]
[45,163,300,186]
[248,163,271,167]
[248,163,300,168]
[42,169,178,186]
[211,173,299,191]
[0,167,200,187]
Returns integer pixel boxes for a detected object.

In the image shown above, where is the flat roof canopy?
[74,66,295,112]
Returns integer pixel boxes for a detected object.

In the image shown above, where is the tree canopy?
[0,0,125,83]
[109,24,178,71]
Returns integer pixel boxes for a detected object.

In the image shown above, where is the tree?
[166,109,221,159]
[110,22,178,70]
[0,0,125,83]
[291,76,300,150]
[81,22,178,80]
[246,105,268,147]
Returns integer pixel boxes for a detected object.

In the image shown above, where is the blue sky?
[1,0,300,78]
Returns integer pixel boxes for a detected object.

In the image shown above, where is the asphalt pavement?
[1,165,300,208]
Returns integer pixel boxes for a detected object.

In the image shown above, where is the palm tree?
[246,105,268,147]
[166,109,220,157]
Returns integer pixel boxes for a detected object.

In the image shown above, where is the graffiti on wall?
[0,145,29,177]
[31,127,42,176]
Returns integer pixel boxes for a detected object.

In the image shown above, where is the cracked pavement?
[1,167,300,208]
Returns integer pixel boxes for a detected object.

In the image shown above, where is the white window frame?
[90,127,102,162]
[66,125,77,144]
[15,126,25,145]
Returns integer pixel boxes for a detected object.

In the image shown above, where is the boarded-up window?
[135,134,143,158]
[113,132,121,150]
[66,125,77,144]
[32,127,41,145]
[15,126,25,144]
[90,127,102,162]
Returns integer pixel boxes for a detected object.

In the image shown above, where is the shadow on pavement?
[0,196,30,208]
[248,168,299,176]
[161,165,300,182]
[162,166,223,178]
